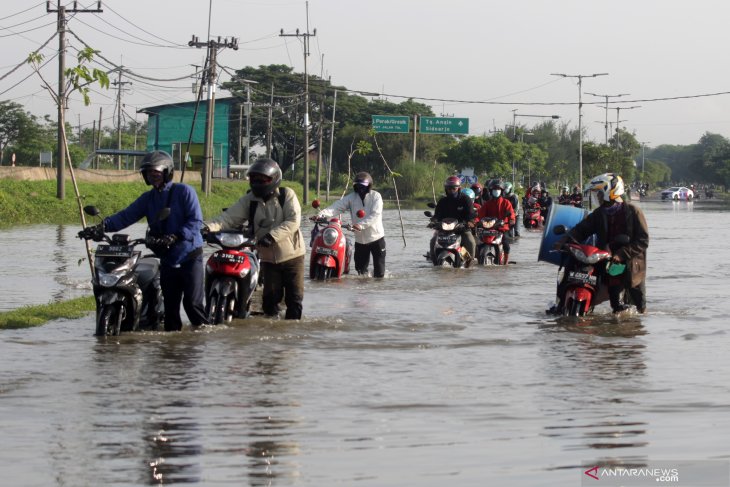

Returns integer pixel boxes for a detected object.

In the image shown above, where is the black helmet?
[140,151,174,185]
[488,179,504,191]
[247,157,282,198]
[353,171,374,189]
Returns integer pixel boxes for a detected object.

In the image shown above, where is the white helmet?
[588,173,625,203]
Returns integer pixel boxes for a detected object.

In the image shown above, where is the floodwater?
[2,200,730,486]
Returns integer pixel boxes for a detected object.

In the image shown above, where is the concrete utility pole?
[113,70,132,169]
[280,1,316,204]
[47,1,102,200]
[551,72,608,189]
[613,105,641,160]
[189,34,238,196]
[585,92,629,145]
[326,86,337,202]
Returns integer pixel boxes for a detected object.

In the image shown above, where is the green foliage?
[0,296,95,329]
[390,160,453,200]
[0,179,297,228]
[64,48,111,106]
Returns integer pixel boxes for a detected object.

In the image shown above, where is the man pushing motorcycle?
[550,172,649,314]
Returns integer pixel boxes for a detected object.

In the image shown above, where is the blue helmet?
[462,188,475,200]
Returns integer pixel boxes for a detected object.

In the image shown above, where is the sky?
[2,0,730,148]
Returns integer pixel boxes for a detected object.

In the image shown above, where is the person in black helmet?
[314,171,386,277]
[81,150,209,331]
[205,158,306,319]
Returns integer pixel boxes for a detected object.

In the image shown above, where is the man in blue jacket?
[86,151,208,331]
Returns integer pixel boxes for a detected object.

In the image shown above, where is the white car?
[661,186,694,201]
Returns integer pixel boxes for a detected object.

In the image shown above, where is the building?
[138,97,246,178]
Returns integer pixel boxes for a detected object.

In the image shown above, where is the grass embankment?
[0,296,95,329]
[0,178,305,328]
[0,178,304,227]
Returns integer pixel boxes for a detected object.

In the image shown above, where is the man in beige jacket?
[205,158,305,319]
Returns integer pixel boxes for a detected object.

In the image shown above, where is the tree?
[0,101,34,165]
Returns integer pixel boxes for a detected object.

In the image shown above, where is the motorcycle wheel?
[96,305,122,336]
[566,298,585,317]
[217,294,236,324]
[314,264,333,280]
[207,291,220,324]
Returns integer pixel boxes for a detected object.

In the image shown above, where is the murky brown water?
[2,201,730,485]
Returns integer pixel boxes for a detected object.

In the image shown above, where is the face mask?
[354,184,370,197]
[492,189,502,198]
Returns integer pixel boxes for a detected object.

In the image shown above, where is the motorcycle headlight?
[98,270,123,287]
[219,232,246,247]
[569,246,608,264]
[322,228,339,246]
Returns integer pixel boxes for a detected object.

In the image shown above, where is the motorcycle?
[308,201,354,280]
[475,217,506,265]
[523,204,544,229]
[78,205,166,336]
[204,230,260,324]
[424,211,469,268]
[550,225,629,316]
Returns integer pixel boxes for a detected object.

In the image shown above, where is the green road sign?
[419,117,469,135]
[371,115,410,133]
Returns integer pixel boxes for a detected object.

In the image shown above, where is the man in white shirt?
[316,172,386,277]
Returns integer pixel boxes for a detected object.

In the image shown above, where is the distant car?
[661,186,694,201]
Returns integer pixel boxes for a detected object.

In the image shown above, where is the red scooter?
[551,225,629,316]
[523,199,544,229]
[475,217,506,265]
[204,230,259,324]
[309,201,354,280]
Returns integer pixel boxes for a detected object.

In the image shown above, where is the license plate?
[568,271,597,286]
[95,245,132,257]
[316,247,338,256]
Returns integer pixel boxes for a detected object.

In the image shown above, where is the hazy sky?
[2,0,729,147]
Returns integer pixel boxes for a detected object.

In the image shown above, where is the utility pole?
[552,72,608,189]
[113,69,132,169]
[47,1,102,200]
[326,86,337,202]
[189,34,238,196]
[280,2,316,204]
[613,105,641,161]
[585,92,629,144]
[267,82,274,158]
[641,141,650,178]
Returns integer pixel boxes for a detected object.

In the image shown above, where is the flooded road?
[2,200,730,486]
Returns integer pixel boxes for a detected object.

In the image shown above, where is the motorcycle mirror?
[426,202,436,209]
[424,210,434,218]
[311,199,321,209]
[552,224,567,235]
[83,205,100,217]
[156,207,172,222]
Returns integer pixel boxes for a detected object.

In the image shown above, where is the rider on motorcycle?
[430,176,477,266]
[550,173,649,314]
[477,180,516,264]
[570,185,583,208]
[537,189,553,221]
[503,182,520,237]
[470,182,483,202]
[558,186,571,205]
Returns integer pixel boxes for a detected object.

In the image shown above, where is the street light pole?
[613,105,641,156]
[641,141,650,178]
[552,72,608,189]
[585,92,629,144]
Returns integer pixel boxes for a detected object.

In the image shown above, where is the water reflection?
[142,339,204,485]
[243,350,301,486]
[538,318,649,470]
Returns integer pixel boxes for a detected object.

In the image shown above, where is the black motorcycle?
[78,206,167,336]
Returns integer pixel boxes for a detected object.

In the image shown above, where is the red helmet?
[444,176,461,189]
[471,182,483,195]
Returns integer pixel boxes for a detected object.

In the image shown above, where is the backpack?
[247,187,289,236]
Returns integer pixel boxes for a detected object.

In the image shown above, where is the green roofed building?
[139,97,245,178]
